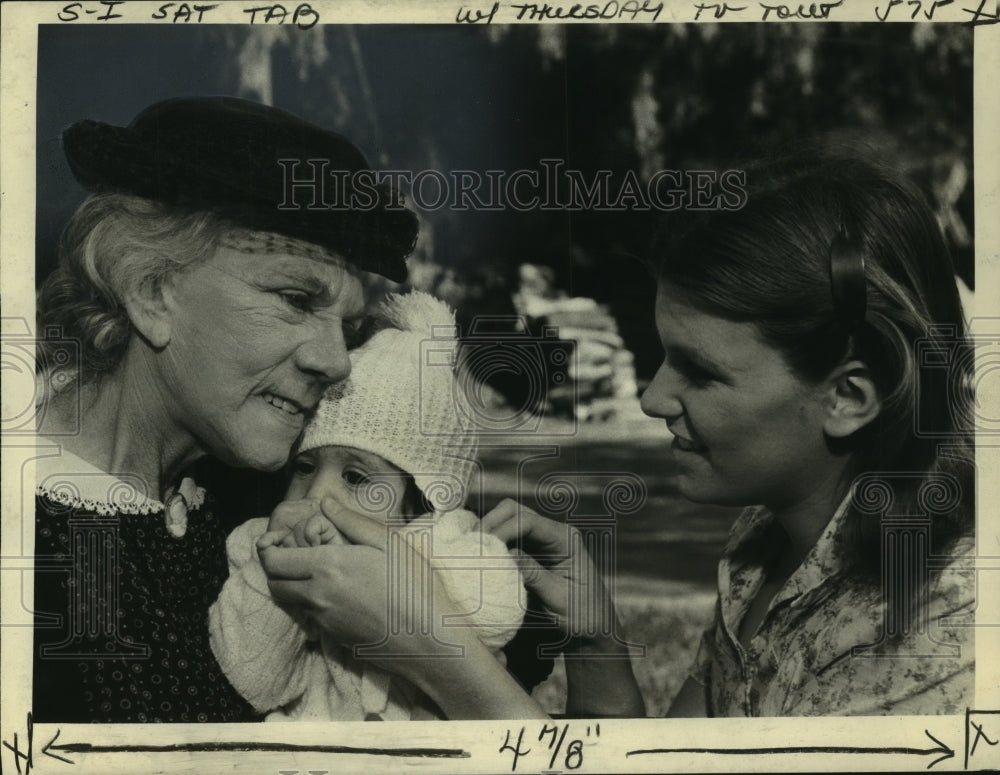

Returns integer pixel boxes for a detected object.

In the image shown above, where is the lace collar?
[35,443,205,517]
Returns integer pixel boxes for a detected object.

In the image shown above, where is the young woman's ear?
[823,360,881,438]
[122,277,173,349]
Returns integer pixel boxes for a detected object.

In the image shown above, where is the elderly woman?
[33,96,417,723]
[264,143,975,718]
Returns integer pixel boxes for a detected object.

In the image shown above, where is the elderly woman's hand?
[258,498,549,719]
[259,498,425,649]
[260,497,447,638]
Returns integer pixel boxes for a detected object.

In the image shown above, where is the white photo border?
[2,3,998,773]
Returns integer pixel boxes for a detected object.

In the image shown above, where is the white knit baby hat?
[299,291,479,514]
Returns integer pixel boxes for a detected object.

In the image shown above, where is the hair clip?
[829,226,867,329]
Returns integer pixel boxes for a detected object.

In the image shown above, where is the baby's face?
[285,446,409,522]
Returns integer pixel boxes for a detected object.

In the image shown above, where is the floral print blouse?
[693,499,974,716]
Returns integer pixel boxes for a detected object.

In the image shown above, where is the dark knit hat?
[62,96,416,282]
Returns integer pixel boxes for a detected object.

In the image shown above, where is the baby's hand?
[256,528,294,552]
[267,499,321,534]
[291,513,345,547]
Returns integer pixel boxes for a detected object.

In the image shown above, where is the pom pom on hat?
[376,291,458,344]
[300,291,478,513]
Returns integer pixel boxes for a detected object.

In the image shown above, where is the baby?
[208,291,526,721]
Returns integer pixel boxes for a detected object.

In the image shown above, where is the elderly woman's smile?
[263,392,305,415]
[154,243,367,472]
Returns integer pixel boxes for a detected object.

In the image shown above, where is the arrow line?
[41,730,73,765]
[627,729,954,770]
[46,741,470,759]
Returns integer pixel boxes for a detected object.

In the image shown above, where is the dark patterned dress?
[33,452,260,723]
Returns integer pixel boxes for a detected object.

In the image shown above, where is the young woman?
[507,144,975,716]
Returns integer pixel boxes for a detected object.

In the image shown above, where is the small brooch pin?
[163,476,199,539]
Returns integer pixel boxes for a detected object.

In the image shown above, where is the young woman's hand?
[258,497,548,719]
[481,498,646,717]
[480,498,612,642]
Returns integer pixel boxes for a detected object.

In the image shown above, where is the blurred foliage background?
[38,23,973,382]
